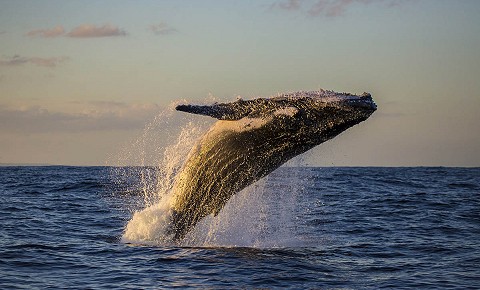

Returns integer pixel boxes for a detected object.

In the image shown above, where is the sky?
[0,0,479,166]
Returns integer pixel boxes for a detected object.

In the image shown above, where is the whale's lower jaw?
[168,90,376,241]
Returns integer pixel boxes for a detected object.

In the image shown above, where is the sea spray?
[182,178,271,247]
[108,104,210,244]
[122,195,176,245]
[180,164,308,248]
[108,105,211,205]
[121,121,209,245]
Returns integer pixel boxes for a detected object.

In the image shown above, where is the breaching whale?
[168,89,376,241]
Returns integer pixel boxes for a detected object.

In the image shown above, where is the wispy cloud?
[25,24,127,38]
[271,0,304,11]
[0,102,161,133]
[0,55,69,67]
[26,25,65,38]
[149,22,177,35]
[272,0,412,17]
[67,24,127,38]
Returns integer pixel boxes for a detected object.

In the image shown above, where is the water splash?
[181,175,303,248]
[108,105,210,205]
[110,102,310,247]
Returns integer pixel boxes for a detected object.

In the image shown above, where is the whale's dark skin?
[168,90,376,241]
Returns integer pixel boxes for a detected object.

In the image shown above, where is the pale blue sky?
[1,0,479,166]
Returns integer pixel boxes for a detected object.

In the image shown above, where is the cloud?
[272,0,412,17]
[0,55,29,66]
[66,24,127,38]
[149,22,177,35]
[29,57,69,67]
[0,102,161,133]
[0,55,69,67]
[271,0,304,11]
[24,24,127,38]
[26,25,65,38]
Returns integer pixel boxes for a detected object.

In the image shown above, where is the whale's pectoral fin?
[176,103,239,120]
[176,99,267,120]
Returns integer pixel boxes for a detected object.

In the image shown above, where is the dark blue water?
[1,166,479,289]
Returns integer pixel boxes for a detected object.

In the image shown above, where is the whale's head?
[274,90,376,138]
[176,89,376,145]
[252,90,377,146]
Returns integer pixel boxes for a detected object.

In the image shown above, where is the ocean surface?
[1,166,479,289]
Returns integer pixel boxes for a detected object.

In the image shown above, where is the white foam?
[122,195,175,245]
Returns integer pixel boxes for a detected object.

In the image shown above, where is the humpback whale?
[168,89,376,241]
